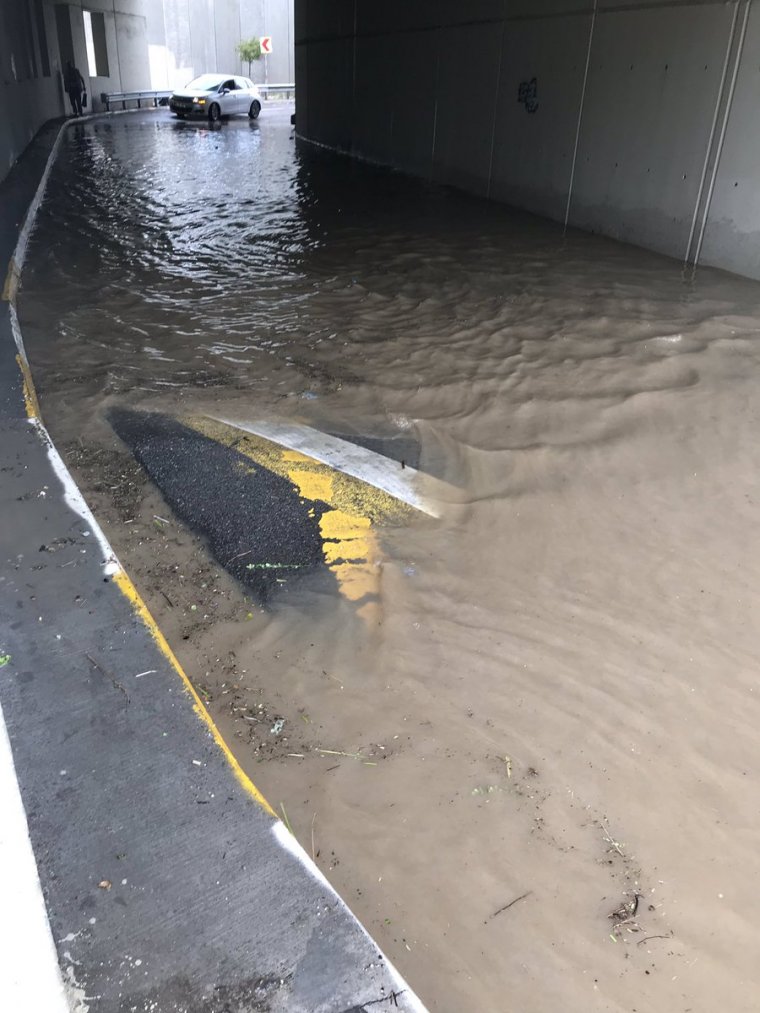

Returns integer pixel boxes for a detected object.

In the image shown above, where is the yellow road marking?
[185,416,411,618]
[113,569,277,817]
[6,319,275,817]
[2,258,19,302]
[16,355,42,421]
[2,133,278,823]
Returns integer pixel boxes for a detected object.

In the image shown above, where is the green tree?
[236,37,261,77]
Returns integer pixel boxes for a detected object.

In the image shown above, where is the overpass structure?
[295,0,760,280]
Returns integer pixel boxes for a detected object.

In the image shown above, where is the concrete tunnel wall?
[294,0,760,281]
[0,0,65,181]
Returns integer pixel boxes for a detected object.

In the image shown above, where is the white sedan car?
[170,74,262,122]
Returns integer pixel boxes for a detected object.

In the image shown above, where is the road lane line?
[211,416,454,518]
[0,705,69,1012]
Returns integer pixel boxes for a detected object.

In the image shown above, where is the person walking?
[64,61,86,117]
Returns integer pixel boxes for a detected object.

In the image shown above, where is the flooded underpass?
[19,104,760,1012]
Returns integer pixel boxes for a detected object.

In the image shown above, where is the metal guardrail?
[103,90,172,111]
[259,83,295,99]
[103,84,294,111]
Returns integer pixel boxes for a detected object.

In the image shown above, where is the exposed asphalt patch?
[108,408,335,603]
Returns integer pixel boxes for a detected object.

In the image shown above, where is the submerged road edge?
[2,110,278,821]
[0,111,428,1012]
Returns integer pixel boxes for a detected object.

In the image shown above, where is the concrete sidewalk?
[0,117,424,1013]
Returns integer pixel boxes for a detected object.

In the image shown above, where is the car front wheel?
[208,102,221,123]
[249,100,261,120]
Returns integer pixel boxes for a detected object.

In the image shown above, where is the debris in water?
[280,803,294,836]
[485,891,532,923]
[245,562,303,570]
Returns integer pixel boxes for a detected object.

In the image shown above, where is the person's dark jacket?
[65,65,85,94]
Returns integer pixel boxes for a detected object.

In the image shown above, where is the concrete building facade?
[294,0,760,281]
[147,0,294,92]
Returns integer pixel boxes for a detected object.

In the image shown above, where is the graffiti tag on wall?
[517,78,538,114]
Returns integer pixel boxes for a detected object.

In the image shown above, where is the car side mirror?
[222,87,230,95]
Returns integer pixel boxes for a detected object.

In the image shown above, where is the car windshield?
[185,75,223,92]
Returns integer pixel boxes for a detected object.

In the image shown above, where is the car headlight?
[193,98,206,104]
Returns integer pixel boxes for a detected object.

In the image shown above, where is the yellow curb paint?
[184,416,404,618]
[16,355,42,422]
[7,325,276,818]
[3,123,277,825]
[113,569,277,818]
[188,416,411,525]
[2,258,19,302]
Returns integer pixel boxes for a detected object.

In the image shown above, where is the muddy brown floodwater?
[19,104,760,1012]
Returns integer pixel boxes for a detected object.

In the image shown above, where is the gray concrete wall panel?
[506,0,591,16]
[262,0,295,82]
[353,35,396,164]
[158,0,194,86]
[113,11,149,90]
[358,0,503,35]
[300,0,353,42]
[295,38,308,129]
[489,13,590,220]
[294,0,307,43]
[0,0,66,181]
[296,0,760,281]
[388,29,439,177]
[431,23,501,195]
[352,27,439,174]
[569,5,734,258]
[700,4,760,276]
[302,37,353,150]
[214,0,241,75]
[190,0,219,78]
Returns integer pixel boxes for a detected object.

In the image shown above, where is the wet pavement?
[18,103,760,1012]
[1,111,425,1013]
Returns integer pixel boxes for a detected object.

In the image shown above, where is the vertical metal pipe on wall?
[564,0,597,233]
[690,0,752,268]
[683,3,739,267]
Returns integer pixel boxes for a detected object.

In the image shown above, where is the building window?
[83,10,109,78]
